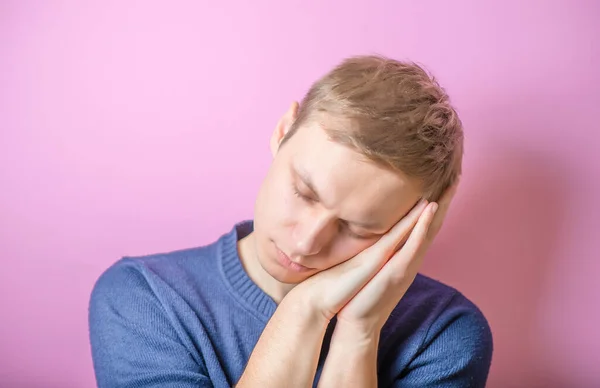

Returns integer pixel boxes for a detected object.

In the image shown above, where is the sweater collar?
[219,220,277,322]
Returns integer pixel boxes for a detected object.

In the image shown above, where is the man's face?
[251,109,423,285]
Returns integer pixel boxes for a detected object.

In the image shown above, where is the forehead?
[287,123,422,228]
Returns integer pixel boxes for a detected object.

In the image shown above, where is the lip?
[275,246,313,273]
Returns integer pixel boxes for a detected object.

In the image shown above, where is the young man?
[89,55,493,387]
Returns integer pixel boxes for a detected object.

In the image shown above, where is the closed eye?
[339,222,375,240]
[292,185,316,203]
[293,183,376,240]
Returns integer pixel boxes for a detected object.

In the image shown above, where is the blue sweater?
[89,220,493,387]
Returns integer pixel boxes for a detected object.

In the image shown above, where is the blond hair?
[282,54,463,202]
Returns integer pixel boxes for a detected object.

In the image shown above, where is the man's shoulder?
[376,273,493,385]
[110,234,225,279]
[90,236,226,306]
[391,273,490,330]
[390,273,460,320]
[382,272,491,348]
[410,272,459,297]
[116,221,245,278]
[410,273,492,341]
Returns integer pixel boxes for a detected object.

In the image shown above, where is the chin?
[256,240,313,285]
[259,253,308,285]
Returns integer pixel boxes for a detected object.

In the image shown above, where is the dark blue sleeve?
[393,294,493,388]
[88,260,213,388]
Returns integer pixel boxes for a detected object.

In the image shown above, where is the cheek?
[325,237,377,267]
[258,175,298,225]
[271,182,302,221]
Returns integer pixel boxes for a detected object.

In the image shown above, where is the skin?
[235,102,459,387]
[238,102,423,303]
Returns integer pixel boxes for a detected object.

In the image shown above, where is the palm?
[336,183,459,331]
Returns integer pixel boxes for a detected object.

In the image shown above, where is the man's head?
[250,55,463,286]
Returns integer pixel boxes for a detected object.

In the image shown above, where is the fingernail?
[430,203,439,214]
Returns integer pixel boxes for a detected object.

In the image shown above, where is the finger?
[372,198,429,256]
[428,181,460,238]
[392,202,438,272]
[439,181,459,214]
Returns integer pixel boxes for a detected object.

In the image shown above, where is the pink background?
[1,1,598,387]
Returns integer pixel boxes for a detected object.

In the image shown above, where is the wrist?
[334,316,382,346]
[317,318,380,388]
[282,286,331,329]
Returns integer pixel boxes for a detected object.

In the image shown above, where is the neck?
[237,232,296,303]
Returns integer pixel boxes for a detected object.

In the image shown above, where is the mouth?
[274,246,314,273]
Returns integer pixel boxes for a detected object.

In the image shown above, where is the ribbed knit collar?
[219,220,277,322]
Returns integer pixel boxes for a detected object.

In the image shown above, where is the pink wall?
[1,1,598,387]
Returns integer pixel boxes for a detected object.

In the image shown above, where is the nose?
[292,214,336,257]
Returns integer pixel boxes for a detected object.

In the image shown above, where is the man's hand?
[336,181,460,333]
[289,181,460,328]
[315,181,460,388]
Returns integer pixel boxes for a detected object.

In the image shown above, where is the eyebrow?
[293,164,385,232]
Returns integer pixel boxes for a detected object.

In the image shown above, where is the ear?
[270,101,299,156]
